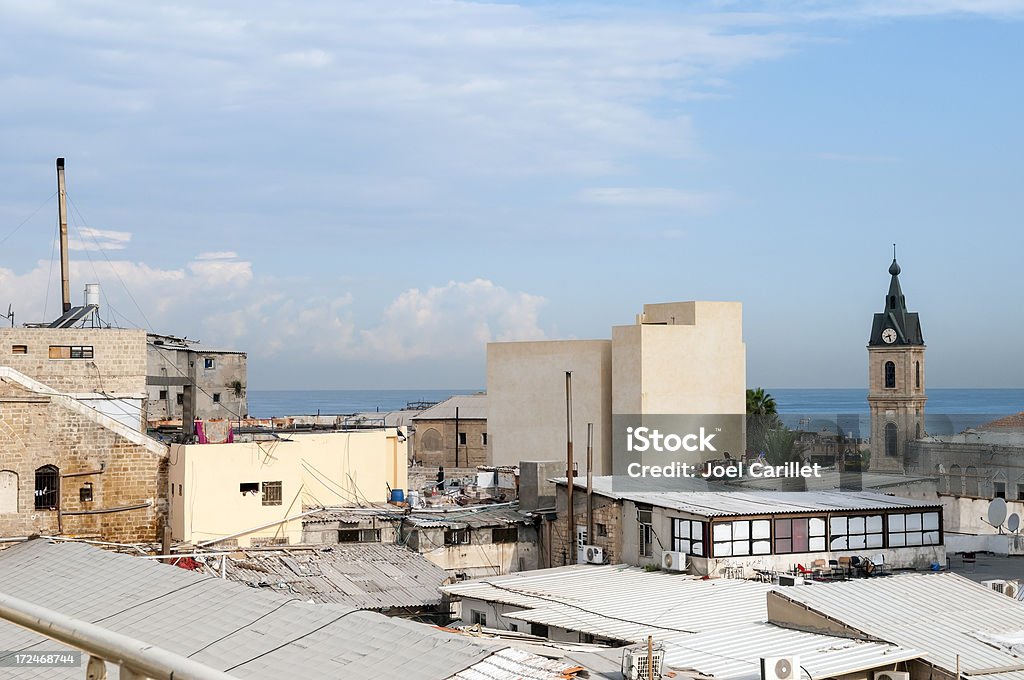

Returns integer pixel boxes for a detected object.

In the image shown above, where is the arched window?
[0,470,18,513]
[884,361,896,389]
[889,295,896,309]
[420,428,443,452]
[965,466,979,497]
[885,423,898,457]
[916,422,921,439]
[915,361,920,389]
[949,464,962,495]
[34,465,59,510]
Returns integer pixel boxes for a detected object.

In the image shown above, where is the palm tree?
[746,388,777,416]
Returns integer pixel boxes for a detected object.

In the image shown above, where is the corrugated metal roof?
[303,504,533,529]
[0,540,578,680]
[561,477,940,518]
[449,647,585,680]
[773,572,1024,680]
[444,564,771,642]
[194,544,449,610]
[662,622,922,680]
[413,394,487,421]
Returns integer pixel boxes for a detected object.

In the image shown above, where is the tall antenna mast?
[56,158,71,313]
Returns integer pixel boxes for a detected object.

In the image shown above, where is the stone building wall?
[0,379,167,543]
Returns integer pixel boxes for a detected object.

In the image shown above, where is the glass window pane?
[753,540,771,555]
[907,513,922,531]
[776,538,792,553]
[923,513,939,531]
[775,519,792,539]
[713,523,732,541]
[809,517,826,536]
[714,542,732,557]
[676,520,690,539]
[692,541,704,556]
[830,517,847,533]
[830,536,848,550]
[889,533,906,547]
[889,514,905,531]
[733,521,750,540]
[809,537,826,551]
[849,534,866,550]
[752,520,771,539]
[849,516,865,534]
[906,532,923,546]
[867,534,883,548]
[793,521,809,552]
[732,541,750,556]
[923,531,940,545]
[866,515,883,533]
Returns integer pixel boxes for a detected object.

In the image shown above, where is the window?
[79,483,93,502]
[0,470,19,513]
[774,517,827,554]
[491,527,518,544]
[239,482,259,495]
[212,393,221,404]
[889,295,896,309]
[445,529,470,545]
[470,610,487,626]
[671,518,707,556]
[176,393,184,406]
[481,432,488,446]
[830,514,884,550]
[509,623,518,632]
[458,432,467,446]
[204,357,215,369]
[48,345,93,359]
[338,529,381,543]
[178,484,182,497]
[995,482,1007,499]
[1017,484,1024,501]
[421,428,442,452]
[915,361,920,389]
[11,345,27,354]
[159,389,168,400]
[34,465,59,510]
[888,511,941,547]
[638,509,653,558]
[965,466,980,496]
[712,519,771,557]
[597,523,608,537]
[884,361,896,388]
[885,423,898,457]
[531,623,549,637]
[262,481,282,506]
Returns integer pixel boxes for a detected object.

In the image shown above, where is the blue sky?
[1,1,1022,389]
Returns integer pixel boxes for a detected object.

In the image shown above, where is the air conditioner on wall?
[982,579,1008,594]
[623,646,665,680]
[874,671,910,680]
[581,545,604,564]
[761,656,799,680]
[662,550,687,572]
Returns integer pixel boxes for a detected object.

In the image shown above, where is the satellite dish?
[988,498,1008,528]
[1009,513,1021,533]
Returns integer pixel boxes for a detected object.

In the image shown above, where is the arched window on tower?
[965,466,980,497]
[915,361,920,389]
[949,464,962,495]
[884,423,898,457]
[884,361,896,389]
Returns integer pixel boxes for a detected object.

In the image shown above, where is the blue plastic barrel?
[390,489,405,503]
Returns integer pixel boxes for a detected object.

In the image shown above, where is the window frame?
[671,518,707,556]
[491,527,518,544]
[887,510,941,547]
[261,481,283,506]
[34,465,60,511]
[829,513,884,551]
[773,516,827,554]
[884,360,896,388]
[711,518,771,557]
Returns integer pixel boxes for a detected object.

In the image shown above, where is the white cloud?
[66,227,132,251]
[278,49,333,69]
[195,251,238,260]
[579,187,723,211]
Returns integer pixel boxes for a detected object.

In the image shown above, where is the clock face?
[881,328,897,344]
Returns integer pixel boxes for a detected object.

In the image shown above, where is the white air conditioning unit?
[623,647,665,680]
[875,671,910,680]
[582,545,604,564]
[761,656,799,680]
[662,550,688,572]
[982,579,1008,594]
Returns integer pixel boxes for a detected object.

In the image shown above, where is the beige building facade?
[487,301,746,475]
[168,429,408,546]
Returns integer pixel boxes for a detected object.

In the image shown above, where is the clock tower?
[867,250,926,472]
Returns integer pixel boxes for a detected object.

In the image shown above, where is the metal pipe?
[61,468,105,478]
[61,501,151,516]
[195,507,325,547]
[0,591,236,680]
[565,371,575,565]
[40,536,149,555]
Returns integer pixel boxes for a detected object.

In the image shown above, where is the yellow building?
[168,429,407,546]
[487,301,746,475]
